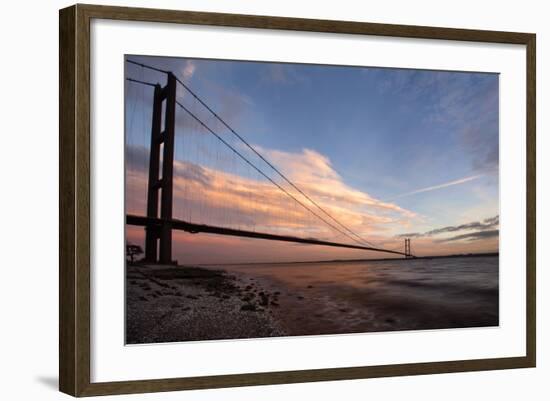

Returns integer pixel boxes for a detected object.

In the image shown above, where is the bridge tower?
[404,238,412,258]
[144,73,177,264]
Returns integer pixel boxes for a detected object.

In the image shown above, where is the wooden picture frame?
[59,3,536,396]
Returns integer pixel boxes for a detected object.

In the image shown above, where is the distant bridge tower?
[404,238,413,258]
[144,73,177,264]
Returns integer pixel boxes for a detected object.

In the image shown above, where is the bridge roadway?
[126,214,411,258]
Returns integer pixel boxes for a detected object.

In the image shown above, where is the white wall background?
[0,0,546,399]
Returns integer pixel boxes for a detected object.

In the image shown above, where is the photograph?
[124,55,500,345]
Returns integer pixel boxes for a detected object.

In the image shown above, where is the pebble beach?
[126,264,286,344]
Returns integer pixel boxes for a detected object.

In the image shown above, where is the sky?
[125,55,499,264]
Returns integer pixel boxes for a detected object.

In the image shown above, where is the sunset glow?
[125,56,499,264]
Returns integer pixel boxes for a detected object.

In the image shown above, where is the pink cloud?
[259,147,417,218]
[125,144,498,263]
[127,145,418,242]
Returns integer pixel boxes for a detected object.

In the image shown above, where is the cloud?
[397,215,499,240]
[483,215,499,226]
[264,64,305,85]
[436,229,499,243]
[373,69,499,173]
[181,79,254,130]
[371,68,440,99]
[181,60,196,80]
[260,147,417,219]
[126,145,149,173]
[389,174,482,200]
[435,75,499,173]
[126,144,417,242]
[426,215,499,236]
[460,118,499,172]
[396,232,421,239]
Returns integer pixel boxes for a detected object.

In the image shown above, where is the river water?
[221,255,499,336]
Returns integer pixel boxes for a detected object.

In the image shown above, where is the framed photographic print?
[59,4,536,397]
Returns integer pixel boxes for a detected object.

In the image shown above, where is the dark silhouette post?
[144,84,161,262]
[144,73,177,264]
[126,244,144,263]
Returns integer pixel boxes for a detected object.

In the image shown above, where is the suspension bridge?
[125,59,414,264]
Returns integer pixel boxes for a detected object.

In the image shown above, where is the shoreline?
[198,252,499,267]
[127,255,499,344]
[126,263,360,344]
[126,263,286,344]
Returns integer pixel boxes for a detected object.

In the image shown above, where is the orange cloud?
[126,145,418,244]
[261,147,417,218]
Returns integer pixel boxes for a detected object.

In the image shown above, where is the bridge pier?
[144,73,177,264]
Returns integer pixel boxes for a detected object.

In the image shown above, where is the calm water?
[220,255,499,335]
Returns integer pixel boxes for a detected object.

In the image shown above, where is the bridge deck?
[126,214,410,257]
